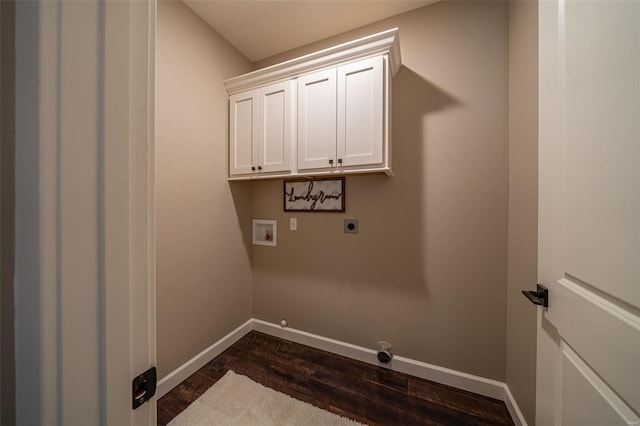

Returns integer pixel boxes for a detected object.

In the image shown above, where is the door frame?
[14,1,156,424]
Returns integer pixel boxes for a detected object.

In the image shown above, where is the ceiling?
[183,1,437,62]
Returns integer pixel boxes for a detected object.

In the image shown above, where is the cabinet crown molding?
[223,28,401,95]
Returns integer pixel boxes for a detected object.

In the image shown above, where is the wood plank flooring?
[157,331,514,425]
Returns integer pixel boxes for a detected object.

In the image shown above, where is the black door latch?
[132,366,157,409]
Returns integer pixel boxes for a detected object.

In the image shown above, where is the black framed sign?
[283,177,345,212]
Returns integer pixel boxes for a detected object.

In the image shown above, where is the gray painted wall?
[156,0,254,378]
[252,1,510,382]
[507,0,538,423]
[157,5,539,420]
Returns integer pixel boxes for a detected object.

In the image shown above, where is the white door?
[536,0,640,425]
[297,68,337,170]
[229,90,258,175]
[337,56,384,168]
[14,1,156,424]
[257,81,293,174]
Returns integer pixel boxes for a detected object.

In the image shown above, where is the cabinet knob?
[329,159,334,165]
[257,166,262,171]
[338,159,343,165]
[251,166,256,171]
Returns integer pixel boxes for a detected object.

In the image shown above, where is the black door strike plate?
[132,366,157,409]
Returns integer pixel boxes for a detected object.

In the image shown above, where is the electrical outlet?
[344,219,358,234]
[290,217,297,231]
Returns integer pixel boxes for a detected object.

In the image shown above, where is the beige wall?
[507,0,538,423]
[0,1,15,423]
[252,1,509,381]
[156,0,253,378]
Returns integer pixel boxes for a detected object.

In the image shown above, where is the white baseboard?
[504,385,528,426]
[156,319,253,398]
[253,319,504,399]
[253,319,528,426]
[252,319,380,366]
[157,318,527,426]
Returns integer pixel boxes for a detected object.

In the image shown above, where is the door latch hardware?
[132,366,157,409]
[522,284,549,307]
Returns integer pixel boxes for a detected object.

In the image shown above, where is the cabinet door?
[297,69,337,170]
[257,81,293,173]
[337,56,384,167]
[229,90,258,175]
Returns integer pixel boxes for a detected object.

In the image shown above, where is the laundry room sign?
[283,177,345,212]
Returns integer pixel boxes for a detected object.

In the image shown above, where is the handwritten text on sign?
[283,178,345,212]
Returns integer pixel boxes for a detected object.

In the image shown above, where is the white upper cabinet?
[337,56,384,168]
[225,28,400,180]
[229,81,293,176]
[297,56,384,172]
[229,90,258,176]
[257,81,293,174]
[297,69,337,170]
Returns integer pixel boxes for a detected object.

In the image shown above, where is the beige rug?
[167,370,366,426]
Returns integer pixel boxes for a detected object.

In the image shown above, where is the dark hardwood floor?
[157,331,514,425]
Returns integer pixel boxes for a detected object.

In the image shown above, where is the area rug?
[167,370,366,426]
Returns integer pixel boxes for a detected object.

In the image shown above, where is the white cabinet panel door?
[257,81,292,174]
[297,69,337,170]
[537,0,640,424]
[229,90,257,176]
[337,56,384,167]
